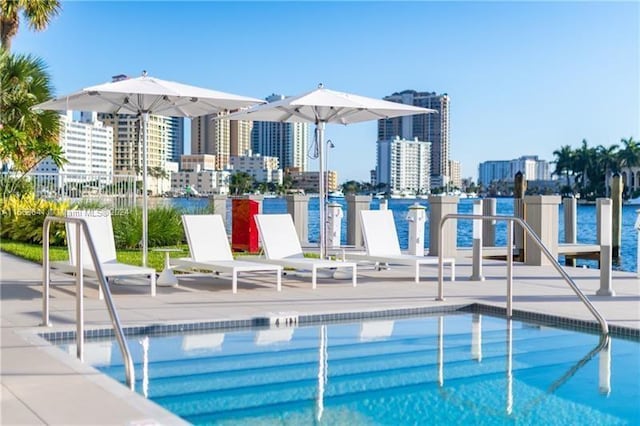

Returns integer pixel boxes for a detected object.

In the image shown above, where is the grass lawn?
[0,240,189,272]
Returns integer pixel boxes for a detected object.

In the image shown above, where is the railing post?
[346,194,371,248]
[596,198,615,296]
[429,195,459,257]
[208,194,228,226]
[523,195,561,266]
[471,200,484,281]
[563,196,577,267]
[482,198,496,247]
[75,222,84,361]
[286,194,310,245]
[507,221,513,318]
[636,209,640,277]
[41,219,51,327]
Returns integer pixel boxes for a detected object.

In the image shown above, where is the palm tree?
[552,145,574,189]
[0,50,64,198]
[230,172,253,195]
[597,144,620,197]
[619,137,640,170]
[573,139,596,198]
[1,0,61,52]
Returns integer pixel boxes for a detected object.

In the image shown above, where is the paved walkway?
[1,251,638,424]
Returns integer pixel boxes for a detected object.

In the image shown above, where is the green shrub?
[0,194,68,245]
[0,175,33,199]
[112,206,185,249]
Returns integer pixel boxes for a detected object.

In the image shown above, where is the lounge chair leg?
[232,271,238,294]
[415,263,420,284]
[312,268,317,290]
[150,273,157,297]
[450,261,456,281]
[276,269,282,292]
[352,265,357,287]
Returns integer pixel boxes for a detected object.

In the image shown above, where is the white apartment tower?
[376,137,431,194]
[378,90,450,185]
[251,94,310,172]
[36,111,113,185]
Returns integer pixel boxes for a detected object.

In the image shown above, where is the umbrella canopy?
[223,85,434,125]
[222,84,436,258]
[34,72,264,266]
[35,73,263,117]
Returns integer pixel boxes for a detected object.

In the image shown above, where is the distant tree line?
[552,137,639,200]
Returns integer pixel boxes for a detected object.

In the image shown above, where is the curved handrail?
[42,216,135,390]
[437,213,609,335]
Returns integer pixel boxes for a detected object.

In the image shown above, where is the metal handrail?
[42,216,135,390]
[437,213,609,335]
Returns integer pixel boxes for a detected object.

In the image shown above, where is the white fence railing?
[3,172,138,208]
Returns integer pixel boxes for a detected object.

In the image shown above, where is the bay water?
[160,197,639,274]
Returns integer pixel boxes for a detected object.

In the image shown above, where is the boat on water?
[328,190,345,199]
[626,196,640,206]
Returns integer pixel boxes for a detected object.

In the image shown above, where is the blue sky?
[14,1,640,182]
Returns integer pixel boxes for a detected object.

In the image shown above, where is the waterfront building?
[180,154,218,172]
[251,94,310,172]
[171,169,230,195]
[621,166,640,193]
[288,170,338,193]
[229,150,283,185]
[376,137,431,194]
[478,155,551,185]
[378,90,449,187]
[449,160,462,189]
[35,111,113,186]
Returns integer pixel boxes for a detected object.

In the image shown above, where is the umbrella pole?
[317,122,326,259]
[141,112,149,267]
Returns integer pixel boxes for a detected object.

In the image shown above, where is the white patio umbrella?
[34,71,263,266]
[222,84,436,259]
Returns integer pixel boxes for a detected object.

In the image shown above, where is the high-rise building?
[36,111,113,185]
[448,160,462,189]
[378,90,450,185]
[190,112,230,170]
[230,120,253,157]
[191,111,252,169]
[376,137,431,194]
[251,94,310,171]
[166,117,184,163]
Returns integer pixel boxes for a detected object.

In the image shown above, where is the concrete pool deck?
[1,250,638,424]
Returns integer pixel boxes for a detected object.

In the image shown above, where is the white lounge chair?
[52,210,157,296]
[346,209,455,283]
[173,214,282,293]
[253,214,357,289]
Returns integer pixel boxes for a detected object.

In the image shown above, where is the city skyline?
[14,1,639,181]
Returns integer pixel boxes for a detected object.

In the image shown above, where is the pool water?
[63,313,640,425]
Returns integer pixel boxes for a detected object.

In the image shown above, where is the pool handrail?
[42,216,135,390]
[437,213,609,336]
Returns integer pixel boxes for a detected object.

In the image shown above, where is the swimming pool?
[57,312,639,425]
